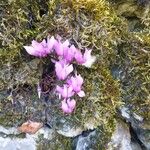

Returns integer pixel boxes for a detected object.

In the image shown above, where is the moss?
[0,99,26,127]
[73,64,121,137]
[0,0,60,87]
[116,41,150,120]
[37,133,72,150]
[109,0,150,122]
[0,0,124,141]
[0,0,150,147]
[56,0,125,140]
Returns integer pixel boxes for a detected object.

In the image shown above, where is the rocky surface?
[0,0,150,149]
[0,126,54,150]
[72,130,100,150]
[108,120,143,150]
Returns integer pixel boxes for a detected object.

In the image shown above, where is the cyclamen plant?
[24,35,96,114]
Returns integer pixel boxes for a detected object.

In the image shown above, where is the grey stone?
[108,120,142,150]
[0,137,36,150]
[133,127,150,149]
[0,125,55,150]
[55,118,84,137]
[73,130,100,150]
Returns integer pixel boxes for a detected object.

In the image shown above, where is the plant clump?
[24,35,96,113]
[0,0,126,143]
[1,0,150,148]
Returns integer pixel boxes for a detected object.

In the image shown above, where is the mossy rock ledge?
[0,0,150,149]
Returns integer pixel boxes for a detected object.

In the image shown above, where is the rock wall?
[0,0,150,149]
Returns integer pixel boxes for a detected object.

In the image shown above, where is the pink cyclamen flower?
[54,39,70,56]
[74,49,85,64]
[55,60,73,80]
[63,45,76,63]
[24,37,56,57]
[24,39,48,57]
[56,84,74,99]
[67,74,85,97]
[74,48,96,67]
[61,99,76,114]
[82,49,96,68]
[47,36,57,53]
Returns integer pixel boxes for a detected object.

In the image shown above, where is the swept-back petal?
[83,56,96,68]
[67,86,74,97]
[83,49,96,68]
[61,100,70,113]
[83,49,92,60]
[23,46,38,56]
[74,50,84,64]
[76,74,84,86]
[31,40,39,47]
[67,99,76,110]
[77,90,85,97]
[56,85,62,93]
[63,47,74,62]
[55,62,63,79]
[62,40,70,48]
[67,74,84,93]
[54,41,63,56]
[65,64,73,77]
[24,39,50,57]
[55,60,72,80]
[41,39,47,47]
[62,85,68,98]
[47,36,56,52]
